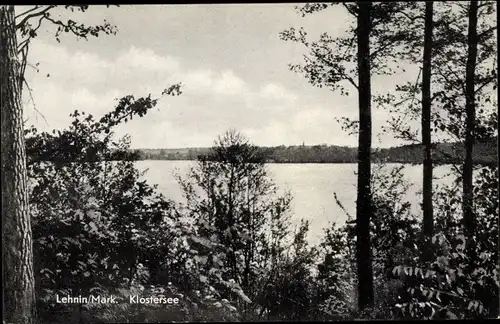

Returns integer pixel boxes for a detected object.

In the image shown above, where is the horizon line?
[129,139,476,151]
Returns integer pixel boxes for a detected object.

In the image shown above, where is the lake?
[136,160,456,245]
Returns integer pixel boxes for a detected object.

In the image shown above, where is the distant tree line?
[129,138,497,165]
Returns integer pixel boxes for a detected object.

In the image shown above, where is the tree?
[373,1,496,257]
[24,94,185,322]
[176,129,308,319]
[355,1,375,310]
[2,5,155,323]
[15,5,116,90]
[418,1,495,270]
[463,0,479,269]
[421,1,434,262]
[497,15,500,314]
[1,6,36,324]
[280,2,410,311]
[371,3,497,317]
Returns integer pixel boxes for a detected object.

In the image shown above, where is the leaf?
[191,235,212,248]
[225,304,237,312]
[89,221,98,232]
[456,234,466,251]
[235,289,252,303]
[429,303,435,318]
[75,210,84,219]
[437,256,448,268]
[447,310,458,319]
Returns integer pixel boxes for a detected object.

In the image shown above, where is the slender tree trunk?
[497,73,500,320]
[356,1,374,311]
[1,5,36,324]
[463,0,478,269]
[421,1,434,263]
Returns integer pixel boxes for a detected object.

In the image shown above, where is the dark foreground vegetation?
[2,2,499,323]
[27,119,499,322]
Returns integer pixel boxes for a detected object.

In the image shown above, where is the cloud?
[25,38,404,149]
[214,70,247,95]
[115,46,180,72]
[183,69,214,92]
[27,41,180,95]
[260,83,297,101]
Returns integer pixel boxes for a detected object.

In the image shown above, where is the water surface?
[136,160,456,245]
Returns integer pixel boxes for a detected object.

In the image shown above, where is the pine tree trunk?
[421,1,434,263]
[356,1,374,311]
[497,78,500,320]
[1,5,36,324]
[463,0,478,269]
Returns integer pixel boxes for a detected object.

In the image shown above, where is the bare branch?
[433,47,471,95]
[474,75,496,94]
[434,66,466,94]
[25,62,39,72]
[310,41,359,90]
[15,5,40,19]
[371,38,398,61]
[408,67,422,111]
[478,1,496,9]
[19,42,28,89]
[17,14,45,54]
[17,38,30,54]
[342,3,357,17]
[43,15,116,41]
[15,5,55,30]
[476,25,497,41]
[23,78,48,126]
[397,9,425,22]
[437,89,463,114]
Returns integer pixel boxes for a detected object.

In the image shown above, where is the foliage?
[315,163,421,319]
[175,129,327,321]
[28,113,498,322]
[325,160,498,321]
[374,2,497,152]
[26,90,189,323]
[392,165,499,319]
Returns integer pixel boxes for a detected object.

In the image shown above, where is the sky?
[20,4,422,149]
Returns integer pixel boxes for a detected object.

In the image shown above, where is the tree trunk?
[497,70,500,321]
[463,0,478,269]
[1,5,36,324]
[421,1,434,263]
[356,1,374,311]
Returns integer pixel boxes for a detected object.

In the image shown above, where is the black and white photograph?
[1,2,498,322]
